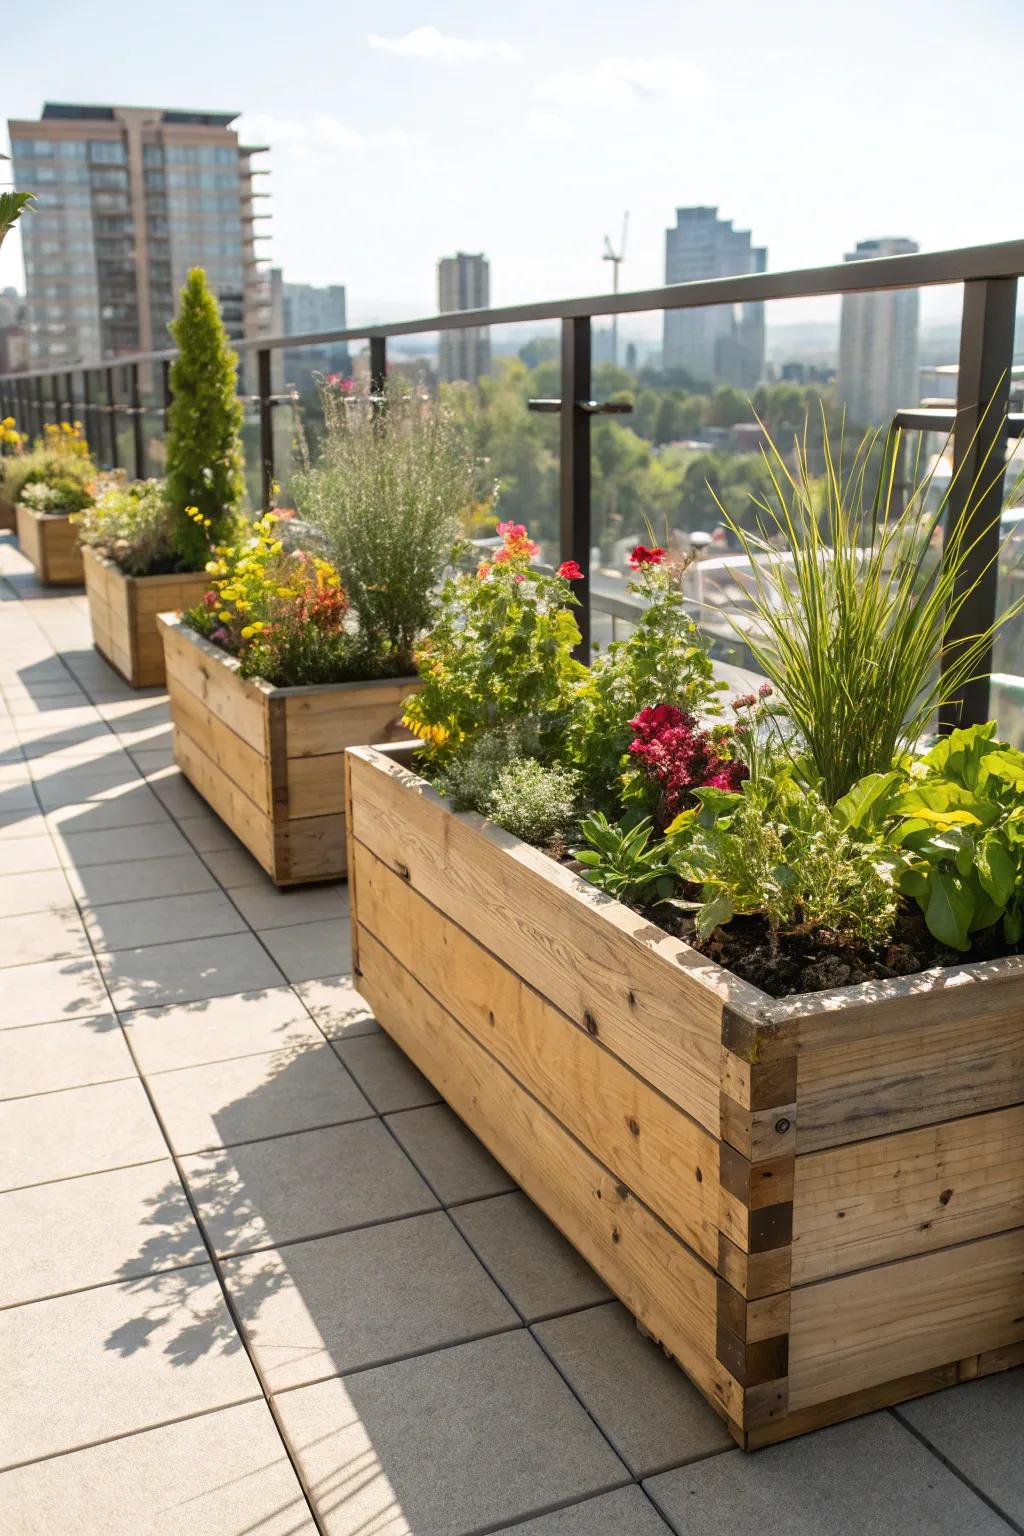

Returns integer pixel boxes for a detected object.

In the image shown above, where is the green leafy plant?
[403,519,585,765]
[164,268,245,571]
[293,378,474,669]
[73,479,175,575]
[20,477,93,513]
[836,723,1024,950]
[713,418,1024,803]
[6,422,96,510]
[574,812,678,906]
[0,191,33,251]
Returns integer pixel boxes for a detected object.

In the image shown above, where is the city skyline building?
[837,237,920,426]
[662,207,766,389]
[437,251,490,383]
[281,279,349,389]
[7,102,273,367]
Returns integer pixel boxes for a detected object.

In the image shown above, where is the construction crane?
[602,211,629,368]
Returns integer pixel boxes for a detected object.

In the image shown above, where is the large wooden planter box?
[83,547,210,689]
[16,503,83,585]
[160,612,416,884]
[345,743,1024,1450]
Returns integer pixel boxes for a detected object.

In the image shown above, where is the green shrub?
[5,421,96,508]
[293,379,474,668]
[20,476,94,513]
[74,479,174,575]
[442,728,579,848]
[164,268,245,570]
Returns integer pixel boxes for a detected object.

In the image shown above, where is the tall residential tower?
[7,102,272,366]
[662,208,766,389]
[837,237,920,427]
[437,252,490,383]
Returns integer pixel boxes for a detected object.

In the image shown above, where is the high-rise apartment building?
[662,208,766,389]
[837,238,920,427]
[281,281,349,389]
[7,102,272,366]
[437,252,490,383]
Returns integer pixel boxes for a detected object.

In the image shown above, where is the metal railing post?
[560,315,592,661]
[940,276,1019,731]
[130,363,145,480]
[63,370,74,425]
[162,358,172,433]
[369,336,387,417]
[35,376,46,437]
[257,348,274,510]
[82,370,93,451]
[105,366,118,469]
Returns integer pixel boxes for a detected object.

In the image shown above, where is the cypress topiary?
[164,268,245,570]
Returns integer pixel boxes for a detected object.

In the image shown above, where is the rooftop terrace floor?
[0,530,1021,1535]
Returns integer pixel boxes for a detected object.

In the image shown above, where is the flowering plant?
[5,421,97,512]
[623,704,747,828]
[0,415,26,453]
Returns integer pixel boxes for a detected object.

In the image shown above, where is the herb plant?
[574,812,678,906]
[73,479,175,575]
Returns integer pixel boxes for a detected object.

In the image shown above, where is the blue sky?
[5,0,1022,332]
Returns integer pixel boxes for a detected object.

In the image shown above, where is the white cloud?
[526,109,573,139]
[536,55,706,108]
[367,26,519,62]
[236,114,408,163]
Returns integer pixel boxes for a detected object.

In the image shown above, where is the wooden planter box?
[16,504,83,585]
[160,613,416,885]
[345,743,1024,1450]
[0,495,15,533]
[83,547,210,689]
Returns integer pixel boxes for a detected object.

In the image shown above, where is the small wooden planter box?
[16,504,83,585]
[345,743,1024,1450]
[83,547,210,689]
[160,613,416,885]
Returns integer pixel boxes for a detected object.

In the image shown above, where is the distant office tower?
[437,252,490,383]
[282,280,349,389]
[7,102,272,366]
[837,238,920,427]
[662,208,766,389]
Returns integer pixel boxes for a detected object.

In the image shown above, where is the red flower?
[557,559,584,580]
[202,590,218,609]
[497,520,527,540]
[629,544,665,569]
[628,704,747,826]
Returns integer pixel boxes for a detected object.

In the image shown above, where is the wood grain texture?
[17,504,83,585]
[84,550,209,687]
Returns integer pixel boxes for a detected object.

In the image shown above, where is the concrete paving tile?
[67,849,217,907]
[385,1103,513,1203]
[0,1159,205,1308]
[133,746,176,775]
[501,1487,671,1534]
[334,1034,441,1114]
[275,1330,627,1535]
[183,1118,438,1256]
[535,1302,733,1476]
[229,880,348,931]
[55,818,192,869]
[0,1076,165,1191]
[199,844,273,887]
[258,918,351,982]
[83,888,248,953]
[148,766,210,818]
[179,810,243,853]
[0,809,49,838]
[31,763,143,810]
[0,781,37,812]
[899,1370,1024,1523]
[123,985,322,1073]
[99,932,285,1011]
[0,952,108,1029]
[293,974,379,1038]
[0,1263,260,1469]
[0,1399,318,1534]
[44,782,168,831]
[223,1210,516,1389]
[0,865,75,917]
[644,1412,1011,1535]
[0,832,62,874]
[0,1014,132,1099]
[146,1042,372,1155]
[452,1192,611,1321]
[0,904,89,965]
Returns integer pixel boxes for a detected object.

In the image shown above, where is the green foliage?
[569,558,723,814]
[20,477,93,513]
[164,269,245,570]
[294,379,473,667]
[73,479,175,575]
[441,727,579,847]
[5,422,96,508]
[669,773,899,946]
[574,812,678,906]
[837,723,1024,951]
[0,191,33,249]
[403,521,585,766]
[714,419,1024,803]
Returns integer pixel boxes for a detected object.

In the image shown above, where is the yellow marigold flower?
[241,625,255,640]
[218,610,231,622]
[205,561,220,574]
[276,586,294,598]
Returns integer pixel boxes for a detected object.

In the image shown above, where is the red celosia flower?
[628,703,747,826]
[629,544,665,569]
[557,560,584,580]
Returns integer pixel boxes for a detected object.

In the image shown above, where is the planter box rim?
[157,610,418,702]
[348,740,1024,1028]
[82,544,209,590]
[16,502,78,518]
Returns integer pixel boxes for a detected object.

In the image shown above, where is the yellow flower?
[218,610,231,622]
[241,625,255,640]
[204,561,220,574]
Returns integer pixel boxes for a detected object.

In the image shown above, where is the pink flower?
[629,544,665,569]
[202,590,218,609]
[558,559,584,580]
[628,704,747,827]
[758,683,773,699]
[497,520,526,540]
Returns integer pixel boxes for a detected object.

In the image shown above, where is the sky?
[4,0,1023,338]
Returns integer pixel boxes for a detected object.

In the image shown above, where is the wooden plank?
[159,615,270,756]
[356,923,744,1427]
[746,1361,959,1450]
[284,680,417,758]
[347,747,764,1134]
[792,1105,1024,1283]
[787,1225,1024,1410]
[275,813,347,884]
[286,752,346,818]
[166,675,272,815]
[173,725,275,872]
[133,571,209,617]
[354,839,721,1262]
